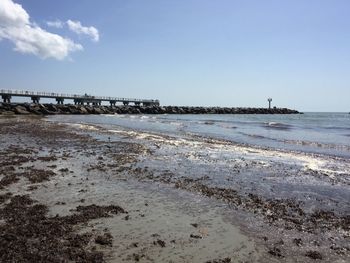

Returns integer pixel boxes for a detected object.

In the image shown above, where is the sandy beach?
[0,116,349,263]
[1,0,349,262]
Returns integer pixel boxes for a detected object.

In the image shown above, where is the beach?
[0,115,349,262]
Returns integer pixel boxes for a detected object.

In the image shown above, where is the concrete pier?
[0,89,160,106]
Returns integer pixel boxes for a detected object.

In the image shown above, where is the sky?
[0,0,349,112]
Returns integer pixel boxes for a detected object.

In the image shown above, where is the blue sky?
[1,0,349,111]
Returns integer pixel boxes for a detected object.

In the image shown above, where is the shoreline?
[0,116,349,262]
[0,103,300,115]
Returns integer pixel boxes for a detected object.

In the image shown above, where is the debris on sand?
[20,168,56,183]
[268,247,284,258]
[73,204,127,222]
[305,251,323,260]
[153,239,166,247]
[0,174,19,189]
[95,233,113,246]
[206,258,232,263]
[0,192,12,204]
[0,195,125,262]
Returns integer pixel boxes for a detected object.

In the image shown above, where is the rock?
[68,105,81,114]
[39,108,54,115]
[77,106,88,114]
[93,108,104,114]
[28,104,43,114]
[47,104,58,112]
[132,108,141,114]
[58,105,71,113]
[31,109,43,115]
[14,105,30,114]
[84,106,95,114]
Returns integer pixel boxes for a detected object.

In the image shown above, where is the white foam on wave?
[240,146,350,177]
[66,123,99,131]
[268,122,278,126]
[164,133,349,176]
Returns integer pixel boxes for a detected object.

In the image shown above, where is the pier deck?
[0,89,160,106]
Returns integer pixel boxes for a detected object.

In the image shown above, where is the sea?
[50,112,350,159]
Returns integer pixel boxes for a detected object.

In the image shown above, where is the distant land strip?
[0,103,300,115]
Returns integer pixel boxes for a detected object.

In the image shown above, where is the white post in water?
[268,98,272,109]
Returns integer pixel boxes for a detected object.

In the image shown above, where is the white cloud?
[0,0,29,27]
[47,19,100,43]
[67,19,99,42]
[0,25,83,60]
[0,0,83,60]
[46,20,64,28]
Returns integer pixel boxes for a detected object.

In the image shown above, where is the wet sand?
[0,116,349,262]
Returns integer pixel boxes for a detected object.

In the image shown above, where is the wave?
[238,132,280,142]
[203,121,215,125]
[196,120,216,125]
[323,126,350,131]
[262,122,293,130]
[239,132,350,151]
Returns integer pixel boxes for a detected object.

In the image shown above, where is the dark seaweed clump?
[0,195,126,263]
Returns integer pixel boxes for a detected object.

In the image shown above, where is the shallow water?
[47,113,350,208]
[49,113,350,158]
[48,115,350,215]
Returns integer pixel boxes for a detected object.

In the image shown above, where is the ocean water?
[50,112,350,158]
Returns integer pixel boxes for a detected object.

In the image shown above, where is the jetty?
[0,89,300,115]
[0,89,160,106]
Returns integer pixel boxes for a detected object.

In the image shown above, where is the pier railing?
[0,89,160,105]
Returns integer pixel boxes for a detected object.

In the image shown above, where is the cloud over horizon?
[0,0,100,60]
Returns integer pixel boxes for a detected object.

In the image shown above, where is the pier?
[0,89,160,106]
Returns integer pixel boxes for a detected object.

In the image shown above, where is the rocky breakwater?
[0,103,300,115]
